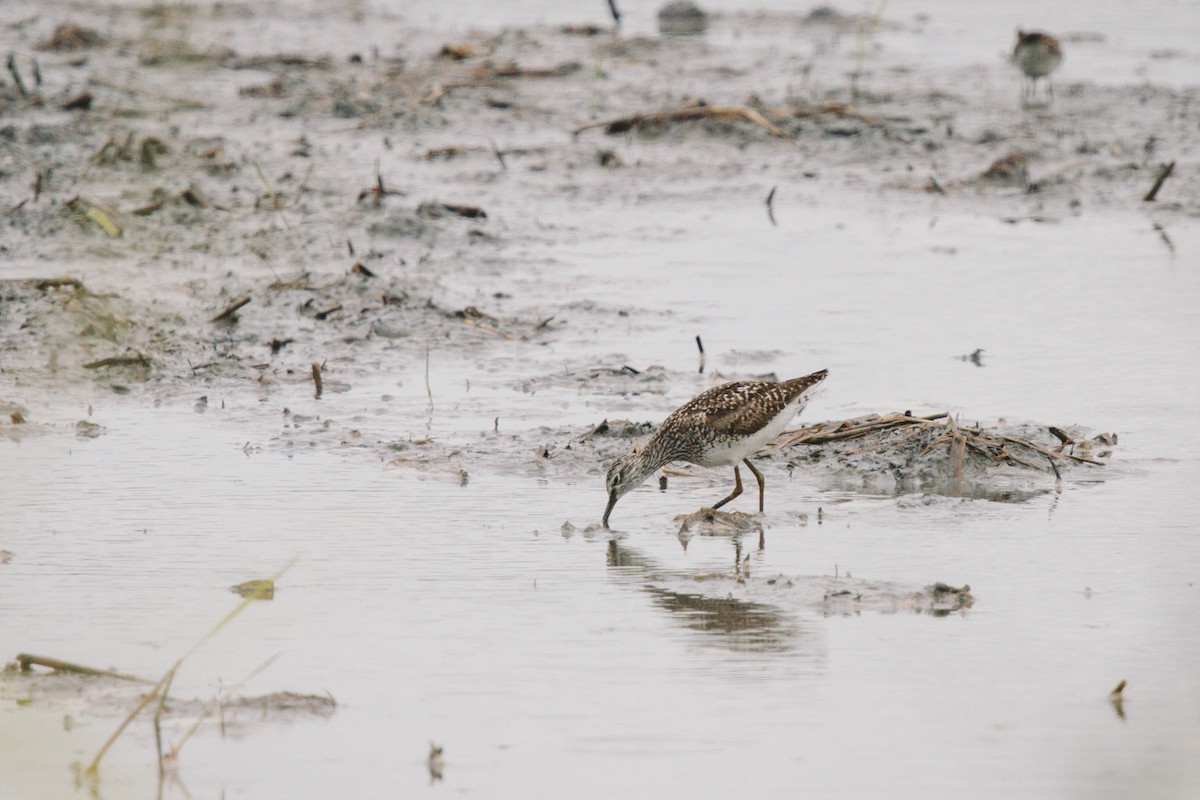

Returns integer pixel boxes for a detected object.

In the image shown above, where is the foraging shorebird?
[602,369,828,527]
[1013,29,1062,104]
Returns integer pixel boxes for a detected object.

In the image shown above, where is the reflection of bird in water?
[603,369,827,527]
[427,743,444,784]
[1013,29,1063,105]
[605,540,797,653]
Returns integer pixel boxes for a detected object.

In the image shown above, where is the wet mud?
[2,0,1183,489]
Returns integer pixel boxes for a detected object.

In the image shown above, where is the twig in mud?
[14,653,148,683]
[1143,161,1175,202]
[574,104,786,138]
[229,54,331,71]
[350,260,376,278]
[1044,452,1062,480]
[314,303,342,320]
[84,557,297,778]
[357,167,405,206]
[83,354,149,370]
[444,203,487,218]
[695,335,705,374]
[6,54,29,97]
[211,295,251,322]
[424,145,479,160]
[420,202,488,219]
[489,139,507,171]
[778,411,949,447]
[607,0,622,29]
[62,90,93,111]
[1048,426,1072,446]
[765,186,777,226]
[775,411,1107,474]
[487,61,582,79]
[312,362,323,399]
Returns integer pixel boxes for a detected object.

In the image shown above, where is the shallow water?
[3,0,1200,797]
[4,194,1200,798]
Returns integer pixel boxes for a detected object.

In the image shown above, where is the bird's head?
[602,448,650,528]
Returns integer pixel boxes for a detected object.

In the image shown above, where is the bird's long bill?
[602,490,618,528]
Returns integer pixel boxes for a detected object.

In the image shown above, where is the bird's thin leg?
[743,459,766,512]
[711,465,744,510]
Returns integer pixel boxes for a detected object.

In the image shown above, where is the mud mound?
[772,411,1115,499]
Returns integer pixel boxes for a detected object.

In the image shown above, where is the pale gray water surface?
[3,0,1200,797]
[3,197,1199,798]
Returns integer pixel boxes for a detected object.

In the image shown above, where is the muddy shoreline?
[3,1,1174,490]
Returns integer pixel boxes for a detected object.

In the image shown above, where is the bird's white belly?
[691,399,803,467]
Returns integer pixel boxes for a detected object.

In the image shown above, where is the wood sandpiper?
[602,369,828,527]
[1013,29,1062,104]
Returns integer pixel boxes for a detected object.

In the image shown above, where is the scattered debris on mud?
[674,507,763,536]
[772,411,1115,499]
[0,660,335,723]
[0,0,1178,503]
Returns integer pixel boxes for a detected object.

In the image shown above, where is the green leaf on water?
[231,579,275,600]
[84,206,122,238]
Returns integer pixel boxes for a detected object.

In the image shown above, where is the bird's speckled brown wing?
[670,370,828,439]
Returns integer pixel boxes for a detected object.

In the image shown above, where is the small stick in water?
[212,296,251,322]
[6,55,28,97]
[606,0,621,29]
[695,335,705,374]
[1108,679,1127,720]
[1048,426,1072,445]
[16,653,147,683]
[1143,161,1175,202]
[312,362,323,399]
[765,186,777,226]
[489,139,507,171]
